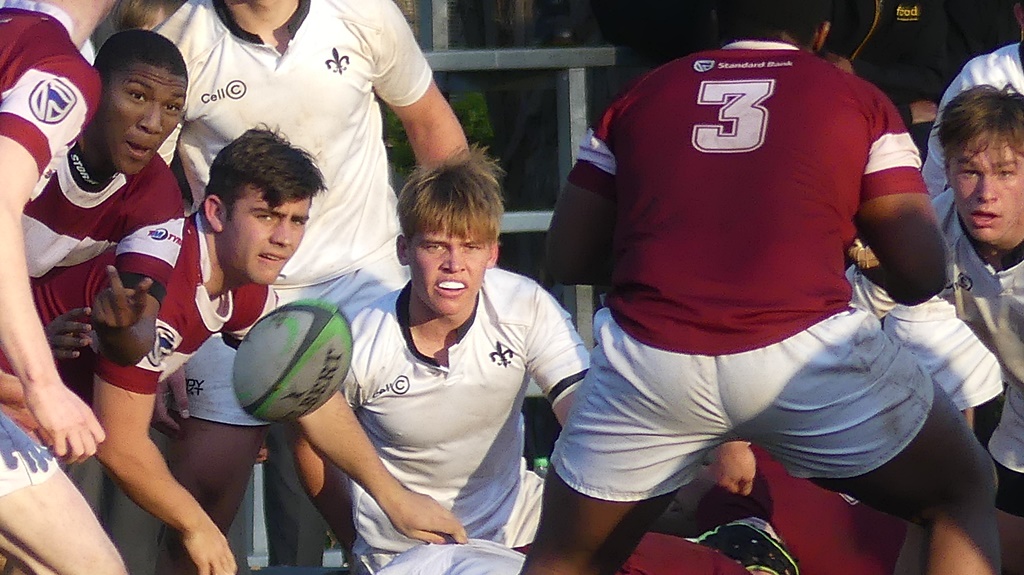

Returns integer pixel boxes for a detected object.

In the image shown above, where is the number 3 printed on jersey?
[692,80,775,153]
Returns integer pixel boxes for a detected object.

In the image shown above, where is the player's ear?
[486,241,499,269]
[811,21,831,52]
[203,194,228,233]
[396,235,410,266]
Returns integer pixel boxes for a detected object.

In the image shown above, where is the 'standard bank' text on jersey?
[571,41,926,355]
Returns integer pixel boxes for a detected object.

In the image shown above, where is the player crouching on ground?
[850,85,1024,575]
[0,28,190,436]
[0,128,323,575]
[309,150,763,575]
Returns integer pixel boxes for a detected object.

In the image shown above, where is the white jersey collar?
[1,0,74,37]
[723,40,800,51]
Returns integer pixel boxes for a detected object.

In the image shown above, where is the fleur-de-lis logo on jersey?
[489,341,514,368]
[326,48,350,75]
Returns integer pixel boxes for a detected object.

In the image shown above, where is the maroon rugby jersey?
[19,215,273,401]
[23,151,184,287]
[570,41,926,354]
[0,4,100,174]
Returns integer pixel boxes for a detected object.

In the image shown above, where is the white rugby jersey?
[922,42,1024,196]
[157,0,434,287]
[342,269,588,571]
[850,191,1024,394]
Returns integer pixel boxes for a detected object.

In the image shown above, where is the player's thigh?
[552,309,727,504]
[734,309,934,480]
[166,416,268,529]
[811,387,992,522]
[0,471,126,575]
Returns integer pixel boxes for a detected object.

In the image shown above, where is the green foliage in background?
[385,92,494,177]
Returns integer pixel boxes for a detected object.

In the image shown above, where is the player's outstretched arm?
[855,192,948,305]
[546,182,615,285]
[299,393,468,545]
[92,376,236,575]
[0,136,105,463]
[392,81,468,167]
[92,266,160,366]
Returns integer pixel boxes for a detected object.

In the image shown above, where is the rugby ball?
[233,299,352,422]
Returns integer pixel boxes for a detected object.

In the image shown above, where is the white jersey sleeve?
[885,303,1003,411]
[370,0,433,107]
[521,284,589,408]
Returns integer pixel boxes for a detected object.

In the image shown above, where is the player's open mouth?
[125,141,152,159]
[970,211,998,227]
[259,253,285,262]
[438,281,466,290]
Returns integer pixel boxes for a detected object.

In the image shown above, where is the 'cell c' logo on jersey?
[325,48,350,75]
[693,60,715,73]
[370,375,411,399]
[29,78,78,124]
[200,80,247,103]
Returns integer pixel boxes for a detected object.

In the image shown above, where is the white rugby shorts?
[0,412,59,496]
[885,305,1003,411]
[185,251,408,426]
[552,307,935,502]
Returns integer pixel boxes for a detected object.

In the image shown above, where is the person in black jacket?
[823,0,947,153]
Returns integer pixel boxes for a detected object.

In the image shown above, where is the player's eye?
[128,90,146,101]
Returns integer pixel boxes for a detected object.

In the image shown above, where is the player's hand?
[910,99,938,125]
[45,307,92,359]
[383,488,467,545]
[847,237,880,271]
[24,379,105,464]
[710,441,756,496]
[181,519,236,575]
[152,368,189,438]
[92,266,154,329]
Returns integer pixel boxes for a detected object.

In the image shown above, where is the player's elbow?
[884,265,948,305]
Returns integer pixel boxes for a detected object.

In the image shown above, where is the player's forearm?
[298,393,409,507]
[0,200,64,391]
